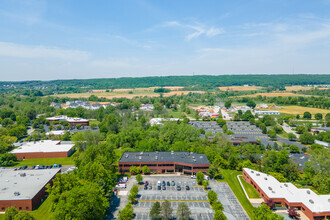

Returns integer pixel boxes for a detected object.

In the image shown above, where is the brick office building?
[242,168,330,220]
[11,140,74,159]
[0,169,60,212]
[118,151,210,174]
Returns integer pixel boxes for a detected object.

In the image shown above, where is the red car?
[145,181,149,186]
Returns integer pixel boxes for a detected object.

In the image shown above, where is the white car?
[191,175,196,179]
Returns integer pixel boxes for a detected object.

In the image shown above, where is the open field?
[54,90,205,99]
[274,106,330,117]
[92,86,185,93]
[218,86,262,91]
[236,92,299,98]
[285,85,313,91]
[11,157,74,167]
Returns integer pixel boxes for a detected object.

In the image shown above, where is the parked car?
[45,166,49,169]
[116,183,126,188]
[58,164,62,167]
[149,185,152,190]
[31,166,36,169]
[162,181,165,186]
[177,185,181,191]
[162,185,166,190]
[49,165,53,169]
[191,175,196,179]
[172,181,175,186]
[167,181,170,186]
[145,181,149,186]
[157,185,161,190]
[144,185,148,190]
[186,186,190,190]
[23,165,27,169]
[53,164,58,167]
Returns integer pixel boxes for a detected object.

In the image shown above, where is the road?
[281,122,300,138]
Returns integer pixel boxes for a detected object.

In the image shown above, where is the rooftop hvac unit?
[256,173,260,176]
[284,184,288,187]
[125,154,129,158]
[138,156,142,160]
[264,177,268,180]
[155,156,158,160]
[307,190,310,194]
[14,192,20,196]
[309,199,314,204]
[200,156,203,159]
[140,152,143,155]
[268,187,272,190]
[20,173,26,177]
[193,159,196,162]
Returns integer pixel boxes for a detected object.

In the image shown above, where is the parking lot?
[133,175,249,220]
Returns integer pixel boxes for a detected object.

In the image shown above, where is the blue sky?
[1,0,330,81]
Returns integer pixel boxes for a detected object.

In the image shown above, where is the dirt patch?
[236,92,299,98]
[218,86,262,91]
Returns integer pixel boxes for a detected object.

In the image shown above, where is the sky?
[0,0,330,81]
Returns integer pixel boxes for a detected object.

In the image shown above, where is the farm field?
[285,85,313,91]
[92,86,184,93]
[218,86,262,91]
[236,92,299,97]
[54,90,205,99]
[274,106,330,117]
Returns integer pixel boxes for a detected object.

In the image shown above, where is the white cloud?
[0,42,91,62]
[163,21,224,40]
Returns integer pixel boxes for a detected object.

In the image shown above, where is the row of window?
[1,207,29,211]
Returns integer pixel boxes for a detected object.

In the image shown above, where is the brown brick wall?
[15,151,69,159]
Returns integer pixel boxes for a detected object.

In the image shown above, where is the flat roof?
[243,168,330,213]
[0,169,60,201]
[11,140,74,154]
[119,151,210,165]
[46,115,88,122]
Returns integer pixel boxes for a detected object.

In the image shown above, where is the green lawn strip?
[31,196,53,220]
[0,214,4,220]
[11,157,74,167]
[239,176,261,199]
[167,109,185,118]
[220,169,255,219]
[138,200,207,203]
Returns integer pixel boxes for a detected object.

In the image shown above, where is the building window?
[19,207,22,210]
[26,207,29,210]
[302,207,305,211]
[1,207,4,211]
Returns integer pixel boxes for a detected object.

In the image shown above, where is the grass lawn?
[220,169,255,219]
[275,106,330,118]
[31,196,53,220]
[0,196,53,220]
[167,109,185,118]
[11,157,74,167]
[239,176,261,199]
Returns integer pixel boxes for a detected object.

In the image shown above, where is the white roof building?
[255,110,280,115]
[243,168,330,214]
[11,140,74,154]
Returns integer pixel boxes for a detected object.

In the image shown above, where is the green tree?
[12,211,35,220]
[207,190,218,204]
[224,101,231,109]
[143,165,150,175]
[130,166,137,175]
[216,118,226,127]
[161,200,173,220]
[149,201,161,219]
[299,132,315,144]
[295,125,306,134]
[136,174,143,184]
[203,180,209,190]
[253,204,284,220]
[246,100,256,109]
[269,172,287,182]
[288,133,297,140]
[176,203,191,220]
[118,203,134,220]
[214,210,227,220]
[52,182,108,220]
[4,206,18,220]
[315,113,323,120]
[196,171,204,185]
[303,111,311,119]
[212,201,224,211]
